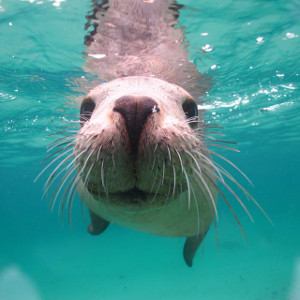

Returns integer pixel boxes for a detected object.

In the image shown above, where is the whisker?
[50,165,76,211]
[112,151,116,170]
[194,151,225,183]
[209,143,240,153]
[202,167,246,236]
[150,162,163,202]
[195,128,225,137]
[204,123,224,130]
[42,151,76,199]
[217,172,255,223]
[100,159,107,196]
[44,149,76,187]
[193,167,219,222]
[47,135,76,152]
[67,174,81,224]
[172,165,177,198]
[59,170,77,217]
[63,141,95,221]
[216,163,272,224]
[210,151,253,186]
[35,147,74,183]
[47,129,79,138]
[185,151,218,220]
[161,160,166,187]
[151,155,157,171]
[65,152,93,224]
[60,166,79,221]
[166,145,172,162]
[182,167,191,209]
[45,142,75,162]
[84,161,95,187]
[174,149,184,174]
[190,182,201,235]
[207,136,237,145]
[96,145,103,161]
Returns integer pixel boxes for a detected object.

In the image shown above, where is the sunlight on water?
[0,266,42,300]
[0,0,300,299]
[290,258,300,300]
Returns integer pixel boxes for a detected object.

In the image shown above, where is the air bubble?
[286,32,298,39]
[256,36,264,44]
[202,44,214,53]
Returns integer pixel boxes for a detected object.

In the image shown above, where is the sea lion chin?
[75,76,217,267]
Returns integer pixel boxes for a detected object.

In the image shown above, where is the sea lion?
[78,0,215,267]
[40,0,263,267]
[76,76,216,266]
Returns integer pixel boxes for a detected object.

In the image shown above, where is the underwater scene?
[0,0,300,299]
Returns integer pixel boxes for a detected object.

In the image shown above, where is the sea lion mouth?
[86,182,154,203]
[113,187,150,203]
[116,187,146,198]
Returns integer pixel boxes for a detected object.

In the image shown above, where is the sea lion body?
[74,0,216,266]
[40,0,264,267]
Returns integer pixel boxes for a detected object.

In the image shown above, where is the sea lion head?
[75,76,215,209]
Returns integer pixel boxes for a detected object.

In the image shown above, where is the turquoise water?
[1,0,300,299]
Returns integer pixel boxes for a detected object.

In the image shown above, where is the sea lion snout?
[113,95,159,155]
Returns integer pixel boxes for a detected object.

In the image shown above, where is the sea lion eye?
[182,98,198,120]
[80,97,96,124]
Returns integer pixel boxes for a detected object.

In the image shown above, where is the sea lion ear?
[183,232,207,267]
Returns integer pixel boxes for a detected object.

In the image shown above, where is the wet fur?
[80,0,214,266]
[84,0,206,99]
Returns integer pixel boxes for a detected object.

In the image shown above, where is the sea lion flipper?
[88,210,109,235]
[183,234,206,267]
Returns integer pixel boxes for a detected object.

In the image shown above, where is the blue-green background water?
[0,0,300,299]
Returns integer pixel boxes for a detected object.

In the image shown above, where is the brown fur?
[85,0,207,99]
[74,0,216,266]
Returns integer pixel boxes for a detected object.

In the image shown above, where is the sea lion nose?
[113,95,159,154]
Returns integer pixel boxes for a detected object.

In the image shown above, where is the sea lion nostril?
[113,95,158,154]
